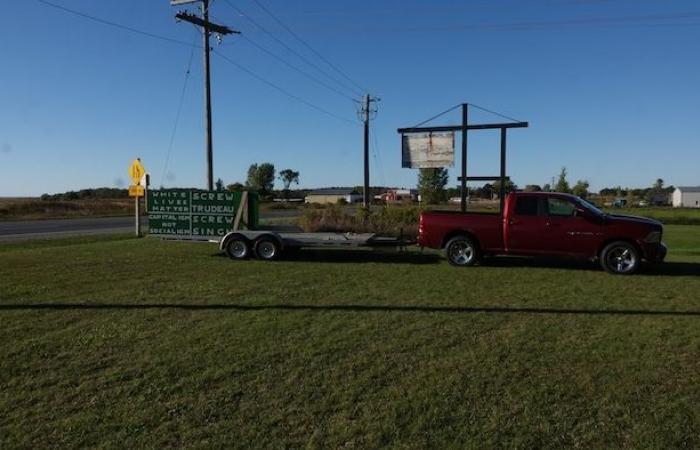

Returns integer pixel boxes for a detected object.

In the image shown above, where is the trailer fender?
[219,232,250,253]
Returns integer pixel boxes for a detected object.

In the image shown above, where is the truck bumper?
[642,241,667,263]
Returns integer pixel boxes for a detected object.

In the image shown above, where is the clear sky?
[1,0,699,196]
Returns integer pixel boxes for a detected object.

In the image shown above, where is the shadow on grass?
[213,250,700,274]
[482,257,700,277]
[213,249,441,265]
[2,303,700,317]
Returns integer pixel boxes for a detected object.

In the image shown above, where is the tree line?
[416,166,672,205]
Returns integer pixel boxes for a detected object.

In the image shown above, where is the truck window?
[547,198,576,217]
[514,196,539,216]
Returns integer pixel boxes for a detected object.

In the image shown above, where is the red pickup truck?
[418,192,667,274]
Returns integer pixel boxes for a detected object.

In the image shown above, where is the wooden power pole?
[172,0,239,190]
[360,94,379,209]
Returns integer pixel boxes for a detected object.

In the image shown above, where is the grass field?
[2,226,700,447]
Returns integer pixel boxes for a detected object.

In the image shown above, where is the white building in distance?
[672,186,700,208]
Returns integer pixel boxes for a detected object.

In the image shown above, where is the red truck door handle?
[545,220,560,227]
[508,219,520,225]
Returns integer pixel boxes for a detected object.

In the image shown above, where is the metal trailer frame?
[397,103,528,213]
[218,230,411,254]
[156,230,412,261]
[150,191,413,259]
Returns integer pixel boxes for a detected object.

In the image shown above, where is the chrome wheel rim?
[449,240,474,265]
[606,247,637,273]
[230,240,247,258]
[258,241,276,259]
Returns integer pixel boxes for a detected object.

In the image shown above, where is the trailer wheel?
[255,238,281,261]
[445,235,479,267]
[225,237,250,260]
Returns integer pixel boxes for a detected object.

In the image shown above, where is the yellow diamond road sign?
[128,158,146,185]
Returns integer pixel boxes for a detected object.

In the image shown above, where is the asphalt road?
[0,209,302,241]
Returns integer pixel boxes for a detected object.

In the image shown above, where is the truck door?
[543,196,601,257]
[505,195,548,254]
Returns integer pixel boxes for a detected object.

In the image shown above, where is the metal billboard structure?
[398,103,528,212]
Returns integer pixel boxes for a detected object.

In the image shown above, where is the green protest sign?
[147,190,258,238]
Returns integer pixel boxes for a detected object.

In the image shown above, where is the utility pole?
[172,0,239,190]
[359,94,379,209]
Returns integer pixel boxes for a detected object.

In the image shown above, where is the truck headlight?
[645,231,662,243]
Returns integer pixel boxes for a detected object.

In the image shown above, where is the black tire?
[600,241,640,275]
[445,235,480,267]
[255,238,281,261]
[225,237,250,260]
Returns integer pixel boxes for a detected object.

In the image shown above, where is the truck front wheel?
[445,236,480,267]
[600,241,640,275]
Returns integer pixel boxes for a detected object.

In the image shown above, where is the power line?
[247,0,368,94]
[239,35,357,101]
[247,11,700,34]
[236,0,668,19]
[212,49,358,125]
[221,0,362,98]
[371,128,386,188]
[36,0,196,48]
[161,32,198,188]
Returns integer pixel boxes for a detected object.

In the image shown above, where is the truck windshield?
[577,198,606,217]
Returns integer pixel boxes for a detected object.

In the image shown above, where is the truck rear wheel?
[600,241,640,275]
[255,238,281,261]
[445,236,480,267]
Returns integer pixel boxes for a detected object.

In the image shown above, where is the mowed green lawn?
[1,226,700,448]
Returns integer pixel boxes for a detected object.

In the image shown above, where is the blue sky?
[1,0,699,196]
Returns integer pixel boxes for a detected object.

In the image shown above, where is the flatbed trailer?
[159,229,414,261]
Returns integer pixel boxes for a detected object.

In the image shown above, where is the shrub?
[299,205,421,238]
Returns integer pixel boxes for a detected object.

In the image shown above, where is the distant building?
[672,186,700,208]
[381,188,418,203]
[305,188,362,204]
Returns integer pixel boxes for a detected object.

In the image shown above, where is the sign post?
[128,158,147,237]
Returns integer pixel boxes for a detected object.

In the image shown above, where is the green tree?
[542,183,551,192]
[572,180,590,199]
[554,167,571,193]
[417,168,448,204]
[278,169,300,199]
[524,184,542,192]
[214,178,225,191]
[646,178,666,204]
[226,182,244,192]
[492,179,517,198]
[246,163,276,196]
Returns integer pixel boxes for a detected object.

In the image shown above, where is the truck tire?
[255,237,281,261]
[445,235,480,267]
[225,237,250,260]
[600,241,640,275]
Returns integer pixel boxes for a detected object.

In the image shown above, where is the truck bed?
[418,210,503,251]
